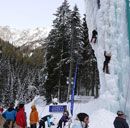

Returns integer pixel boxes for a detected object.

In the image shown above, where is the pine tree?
[0,38,44,106]
[79,14,100,97]
[44,0,71,103]
[67,5,82,101]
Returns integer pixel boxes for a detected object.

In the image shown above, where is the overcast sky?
[0,0,85,29]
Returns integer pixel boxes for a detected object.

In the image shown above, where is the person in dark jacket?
[39,114,53,128]
[91,29,98,43]
[103,51,111,74]
[57,112,69,128]
[114,111,129,128]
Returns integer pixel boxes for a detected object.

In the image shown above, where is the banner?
[49,105,67,112]
[70,57,78,116]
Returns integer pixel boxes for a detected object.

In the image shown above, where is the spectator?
[114,111,129,128]
[2,105,17,128]
[30,105,40,128]
[72,113,89,128]
[16,104,26,128]
[39,114,53,128]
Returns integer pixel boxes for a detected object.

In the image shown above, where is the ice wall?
[84,0,130,119]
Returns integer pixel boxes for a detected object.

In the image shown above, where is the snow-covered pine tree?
[67,5,82,99]
[44,0,71,103]
[79,14,100,97]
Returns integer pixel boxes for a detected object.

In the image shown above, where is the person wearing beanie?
[16,104,26,128]
[2,106,17,128]
[30,105,40,128]
[39,114,53,128]
[57,112,69,128]
[63,107,69,118]
[113,111,129,128]
[72,113,89,128]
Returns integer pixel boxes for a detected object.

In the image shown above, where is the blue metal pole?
[70,57,78,116]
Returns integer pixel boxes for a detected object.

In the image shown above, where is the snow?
[90,109,115,128]
[0,26,51,47]
[24,96,117,128]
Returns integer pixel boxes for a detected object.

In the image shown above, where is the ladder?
[126,0,130,56]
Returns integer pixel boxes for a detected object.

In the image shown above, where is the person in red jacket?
[0,106,4,114]
[16,104,26,128]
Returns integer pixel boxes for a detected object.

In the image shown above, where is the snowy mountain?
[0,26,51,48]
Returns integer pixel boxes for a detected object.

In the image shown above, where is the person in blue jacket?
[2,105,17,128]
[114,111,129,128]
[72,113,89,128]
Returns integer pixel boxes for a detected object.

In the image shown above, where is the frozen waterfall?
[85,0,130,120]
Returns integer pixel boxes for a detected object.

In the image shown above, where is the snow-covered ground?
[24,96,117,128]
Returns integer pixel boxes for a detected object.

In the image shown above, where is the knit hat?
[31,105,36,109]
[19,104,24,108]
[117,111,124,116]
[77,113,88,121]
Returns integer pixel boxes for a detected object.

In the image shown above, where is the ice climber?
[103,51,111,74]
[90,29,98,43]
